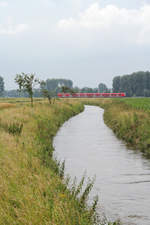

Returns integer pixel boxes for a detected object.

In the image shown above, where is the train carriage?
[58,93,126,98]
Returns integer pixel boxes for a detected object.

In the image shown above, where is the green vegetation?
[118,97,150,111]
[1,68,150,225]
[98,83,111,93]
[61,85,75,94]
[0,99,119,225]
[1,95,148,224]
[0,76,4,96]
[43,78,73,96]
[40,81,53,104]
[113,71,150,97]
[3,70,150,98]
[82,98,150,158]
[15,73,40,107]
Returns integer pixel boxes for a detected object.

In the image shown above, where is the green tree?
[40,81,53,104]
[81,87,93,93]
[61,86,75,94]
[113,76,121,93]
[0,76,4,96]
[45,79,73,96]
[113,71,150,97]
[98,83,108,93]
[120,75,131,96]
[15,73,40,107]
[73,86,80,93]
[42,89,52,104]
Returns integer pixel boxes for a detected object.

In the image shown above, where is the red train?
[58,93,126,98]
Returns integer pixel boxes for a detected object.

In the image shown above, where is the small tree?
[40,80,53,104]
[98,83,108,93]
[61,86,75,94]
[15,73,39,107]
[0,76,4,96]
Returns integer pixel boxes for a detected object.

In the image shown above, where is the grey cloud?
[1,0,150,90]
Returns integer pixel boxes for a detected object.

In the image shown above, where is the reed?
[0,98,122,225]
[0,99,106,225]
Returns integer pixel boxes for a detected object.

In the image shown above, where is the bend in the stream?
[53,105,150,225]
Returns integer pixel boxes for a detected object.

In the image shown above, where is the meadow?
[116,97,150,111]
[0,98,120,225]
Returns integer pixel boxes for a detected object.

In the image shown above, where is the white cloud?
[0,3,29,35]
[0,1,8,7]
[0,24,29,35]
[58,3,150,45]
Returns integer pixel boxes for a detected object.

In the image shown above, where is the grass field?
[0,98,120,225]
[116,97,150,111]
[0,99,95,225]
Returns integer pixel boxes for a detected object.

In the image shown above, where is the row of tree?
[1,77,74,98]
[0,76,4,96]
[113,71,150,97]
[0,75,110,97]
[1,71,150,98]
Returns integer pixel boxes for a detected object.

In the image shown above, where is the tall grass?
[0,99,106,225]
[81,98,150,158]
[118,97,150,111]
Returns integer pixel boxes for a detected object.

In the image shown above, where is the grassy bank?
[0,99,102,225]
[82,98,150,158]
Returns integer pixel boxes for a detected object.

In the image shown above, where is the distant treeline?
[0,76,4,96]
[113,71,150,97]
[1,71,150,97]
[3,79,74,98]
[0,76,110,97]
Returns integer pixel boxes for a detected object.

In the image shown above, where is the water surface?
[53,106,150,225]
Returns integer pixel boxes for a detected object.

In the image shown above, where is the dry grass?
[85,98,150,157]
[0,103,16,110]
[0,99,99,225]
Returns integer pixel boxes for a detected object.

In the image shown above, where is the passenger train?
[57,92,126,98]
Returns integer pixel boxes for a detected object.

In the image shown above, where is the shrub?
[7,122,23,136]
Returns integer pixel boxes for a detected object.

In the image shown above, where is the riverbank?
[0,99,103,225]
[82,98,150,158]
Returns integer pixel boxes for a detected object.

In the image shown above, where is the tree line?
[1,77,74,98]
[1,71,150,99]
[113,71,150,97]
[0,75,110,98]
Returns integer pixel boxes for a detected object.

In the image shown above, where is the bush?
[7,122,23,136]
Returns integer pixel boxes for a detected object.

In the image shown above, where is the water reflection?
[53,106,150,225]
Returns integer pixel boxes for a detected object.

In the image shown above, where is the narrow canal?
[53,106,150,225]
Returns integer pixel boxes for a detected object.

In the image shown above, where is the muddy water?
[53,106,150,225]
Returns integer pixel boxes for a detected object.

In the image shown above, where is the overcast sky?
[1,0,150,89]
